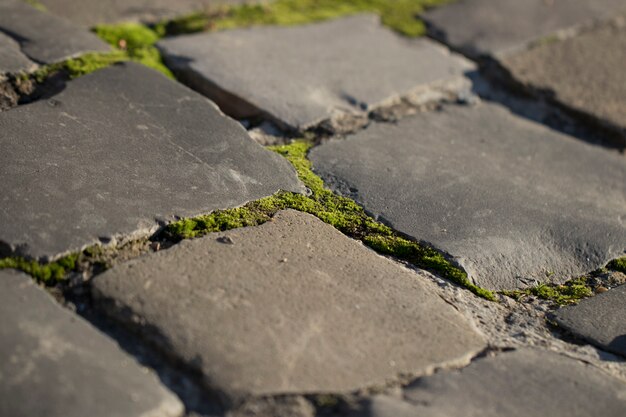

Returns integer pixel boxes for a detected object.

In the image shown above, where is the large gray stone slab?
[38,0,251,27]
[0,31,36,76]
[423,0,626,57]
[553,284,626,357]
[157,14,473,131]
[92,210,485,400]
[0,62,302,260]
[0,269,183,417]
[0,0,109,66]
[309,103,626,290]
[503,20,626,139]
[356,349,626,417]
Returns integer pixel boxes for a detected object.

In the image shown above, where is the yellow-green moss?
[155,0,454,37]
[0,254,78,284]
[166,140,497,301]
[93,23,173,77]
[501,276,594,306]
[607,257,626,274]
[22,0,47,12]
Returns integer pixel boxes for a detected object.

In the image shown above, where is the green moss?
[23,0,47,12]
[501,276,594,306]
[607,257,626,274]
[166,140,497,301]
[93,23,173,78]
[155,0,454,37]
[0,253,78,284]
[27,51,128,83]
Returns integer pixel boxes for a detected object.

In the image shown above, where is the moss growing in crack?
[155,0,454,37]
[165,140,497,301]
[23,0,47,12]
[501,276,594,306]
[93,23,173,78]
[607,257,626,274]
[0,254,78,284]
[27,51,128,82]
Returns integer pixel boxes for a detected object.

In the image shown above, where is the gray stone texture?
[553,284,626,357]
[356,349,626,417]
[0,269,183,417]
[0,31,36,76]
[92,210,485,400]
[0,0,109,66]
[423,0,626,57]
[157,14,473,131]
[503,20,626,137]
[0,62,302,260]
[38,0,250,27]
[309,103,626,290]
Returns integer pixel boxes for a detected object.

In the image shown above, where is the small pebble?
[217,236,235,245]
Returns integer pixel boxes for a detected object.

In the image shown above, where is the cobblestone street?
[1,1,625,416]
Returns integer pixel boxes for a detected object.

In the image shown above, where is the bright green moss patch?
[501,276,594,306]
[155,0,453,37]
[0,254,78,284]
[93,23,173,77]
[166,140,496,301]
[28,51,128,82]
[607,257,626,274]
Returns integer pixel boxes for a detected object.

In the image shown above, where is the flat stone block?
[0,62,302,260]
[0,0,109,67]
[157,14,473,131]
[503,20,626,139]
[424,0,626,57]
[0,269,183,417]
[553,284,626,357]
[39,0,251,27]
[356,349,626,417]
[92,210,485,400]
[0,32,37,76]
[309,103,626,290]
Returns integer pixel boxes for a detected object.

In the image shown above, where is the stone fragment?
[0,31,36,76]
[38,0,251,27]
[355,349,626,417]
[423,0,626,57]
[0,62,302,260]
[553,284,626,357]
[309,103,626,290]
[503,21,626,141]
[0,269,183,417]
[92,210,485,400]
[0,0,109,66]
[157,14,473,131]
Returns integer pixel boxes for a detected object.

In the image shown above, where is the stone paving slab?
[0,0,109,67]
[92,210,485,400]
[0,269,184,417]
[38,0,250,27]
[0,62,302,260]
[354,349,626,417]
[423,0,626,57]
[503,20,626,137]
[157,14,473,131]
[553,284,626,357]
[0,31,37,76]
[309,103,626,290]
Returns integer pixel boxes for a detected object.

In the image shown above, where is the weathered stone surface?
[503,20,626,138]
[0,31,36,76]
[424,0,626,57]
[92,210,485,400]
[0,62,302,260]
[38,0,253,27]
[355,349,626,417]
[0,0,108,65]
[309,103,626,290]
[157,14,473,131]
[553,284,626,357]
[0,269,183,417]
